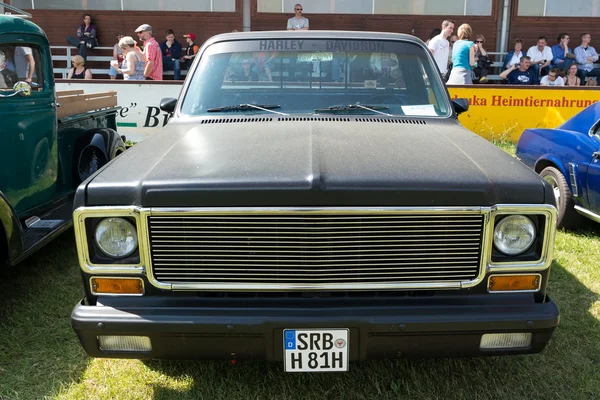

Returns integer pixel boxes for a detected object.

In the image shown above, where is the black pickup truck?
[71,31,559,372]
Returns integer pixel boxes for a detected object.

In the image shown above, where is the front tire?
[540,166,583,229]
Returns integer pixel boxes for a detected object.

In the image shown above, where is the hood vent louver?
[200,117,273,124]
[198,117,427,125]
[277,117,427,124]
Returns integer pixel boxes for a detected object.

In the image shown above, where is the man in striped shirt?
[135,24,163,81]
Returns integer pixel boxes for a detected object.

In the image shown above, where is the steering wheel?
[364,93,404,105]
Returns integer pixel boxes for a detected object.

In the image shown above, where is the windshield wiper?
[314,104,392,116]
[207,104,287,115]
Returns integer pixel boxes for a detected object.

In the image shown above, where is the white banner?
[56,81,184,142]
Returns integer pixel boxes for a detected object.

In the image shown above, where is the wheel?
[540,166,583,229]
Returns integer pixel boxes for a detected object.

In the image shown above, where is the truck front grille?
[147,210,485,289]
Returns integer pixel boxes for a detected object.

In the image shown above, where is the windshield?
[180,39,451,117]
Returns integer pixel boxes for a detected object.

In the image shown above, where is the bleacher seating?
[50,45,187,79]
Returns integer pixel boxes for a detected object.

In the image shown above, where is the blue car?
[516,103,600,228]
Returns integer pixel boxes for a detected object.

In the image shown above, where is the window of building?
[518,0,600,16]
[9,0,235,11]
[259,0,492,15]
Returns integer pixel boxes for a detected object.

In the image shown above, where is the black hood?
[82,118,547,207]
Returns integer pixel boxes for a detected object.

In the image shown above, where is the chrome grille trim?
[144,208,488,290]
[73,205,556,291]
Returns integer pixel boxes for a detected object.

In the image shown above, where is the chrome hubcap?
[543,175,561,207]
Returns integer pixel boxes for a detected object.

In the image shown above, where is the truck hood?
[83,118,547,207]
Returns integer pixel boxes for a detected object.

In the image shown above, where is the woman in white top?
[503,38,525,70]
[110,36,145,81]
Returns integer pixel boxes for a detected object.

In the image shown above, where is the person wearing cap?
[160,29,183,80]
[183,33,199,70]
[135,23,163,81]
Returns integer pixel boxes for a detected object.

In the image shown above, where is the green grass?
[1,141,599,399]
[1,227,599,400]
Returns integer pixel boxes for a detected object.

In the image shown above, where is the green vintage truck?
[0,6,124,270]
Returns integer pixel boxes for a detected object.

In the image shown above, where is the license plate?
[283,329,349,372]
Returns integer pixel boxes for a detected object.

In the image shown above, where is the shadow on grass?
[0,230,89,399]
[143,246,600,399]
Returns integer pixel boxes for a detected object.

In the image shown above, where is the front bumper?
[71,294,559,360]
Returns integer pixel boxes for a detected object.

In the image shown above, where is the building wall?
[18,0,243,47]
[250,0,502,51]
[508,0,600,51]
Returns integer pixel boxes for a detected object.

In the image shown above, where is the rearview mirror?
[160,98,177,113]
[452,98,469,115]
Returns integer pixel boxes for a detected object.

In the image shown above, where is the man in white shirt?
[527,36,553,77]
[427,19,455,77]
[14,46,35,83]
[287,4,309,31]
[540,68,564,86]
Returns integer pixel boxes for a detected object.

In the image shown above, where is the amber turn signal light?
[91,277,144,295]
[488,275,541,292]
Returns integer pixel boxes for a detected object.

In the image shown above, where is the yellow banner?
[447,87,600,142]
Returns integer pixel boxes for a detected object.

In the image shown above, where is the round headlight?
[493,215,536,256]
[95,218,138,258]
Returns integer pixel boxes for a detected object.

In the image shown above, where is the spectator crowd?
[65,13,199,81]
[426,20,599,86]
[63,7,600,86]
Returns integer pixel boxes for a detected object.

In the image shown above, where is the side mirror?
[452,98,469,115]
[0,81,31,98]
[14,81,32,97]
[160,98,177,113]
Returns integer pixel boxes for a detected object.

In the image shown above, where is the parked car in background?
[516,103,600,229]
[0,9,125,271]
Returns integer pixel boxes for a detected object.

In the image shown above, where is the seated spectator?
[0,49,18,89]
[66,14,98,61]
[499,55,537,85]
[473,34,491,83]
[182,33,199,70]
[160,29,183,80]
[575,33,600,84]
[503,38,526,69]
[551,33,576,71]
[586,77,598,86]
[109,31,125,80]
[67,55,92,80]
[527,36,552,77]
[231,58,258,82]
[564,63,581,86]
[540,68,564,86]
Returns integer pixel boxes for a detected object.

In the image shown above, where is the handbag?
[477,55,492,69]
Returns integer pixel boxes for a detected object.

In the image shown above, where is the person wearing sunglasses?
[473,34,492,83]
[231,58,258,82]
[287,4,309,31]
